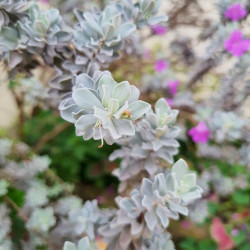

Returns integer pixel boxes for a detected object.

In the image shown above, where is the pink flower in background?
[210,218,235,250]
[167,80,180,96]
[231,229,239,236]
[151,25,167,36]
[155,60,168,72]
[144,49,150,59]
[188,121,210,143]
[232,213,240,221]
[225,3,247,21]
[97,196,104,204]
[165,98,174,107]
[224,30,250,57]
[181,220,190,229]
[41,0,49,3]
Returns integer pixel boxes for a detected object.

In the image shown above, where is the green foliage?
[207,202,220,216]
[179,238,217,250]
[23,110,118,188]
[8,188,25,207]
[233,231,247,247]
[232,190,250,206]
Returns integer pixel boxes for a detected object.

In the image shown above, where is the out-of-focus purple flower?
[154,60,168,72]
[232,213,240,221]
[240,224,247,230]
[188,122,210,144]
[224,30,250,57]
[181,220,190,229]
[225,3,247,21]
[97,196,104,205]
[41,0,49,3]
[151,25,167,35]
[165,98,174,107]
[167,80,180,96]
[144,49,150,59]
[231,229,239,236]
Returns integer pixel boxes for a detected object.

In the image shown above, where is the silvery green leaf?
[98,75,116,98]
[0,0,29,30]
[155,98,170,118]
[128,85,140,103]
[94,106,119,139]
[0,179,9,197]
[129,101,151,120]
[63,242,77,250]
[113,101,128,119]
[147,15,168,25]
[112,81,131,107]
[60,104,81,123]
[75,114,97,132]
[73,88,103,110]
[0,26,19,52]
[145,211,157,231]
[156,149,173,164]
[131,220,143,235]
[145,157,158,175]
[27,207,56,233]
[180,173,196,191]
[165,174,178,192]
[61,73,149,144]
[168,200,188,216]
[108,98,120,114]
[75,73,95,89]
[112,119,135,137]
[181,187,203,203]
[171,158,188,182]
[84,12,102,35]
[103,23,116,40]
[154,173,167,194]
[63,236,97,250]
[117,23,136,38]
[34,21,47,35]
[119,198,138,218]
[0,204,11,243]
[25,180,48,208]
[78,237,96,250]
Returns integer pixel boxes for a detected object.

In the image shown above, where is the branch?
[4,195,54,248]
[33,122,70,153]
[45,168,72,196]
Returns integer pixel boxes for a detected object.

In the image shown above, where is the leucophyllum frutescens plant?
[0,0,203,249]
[60,72,151,147]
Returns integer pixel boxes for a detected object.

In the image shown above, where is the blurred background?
[0,0,250,249]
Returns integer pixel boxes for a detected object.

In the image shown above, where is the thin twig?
[45,168,72,196]
[10,88,25,137]
[33,122,70,153]
[4,195,28,221]
[4,195,54,248]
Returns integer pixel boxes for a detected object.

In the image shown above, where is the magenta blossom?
[154,60,168,72]
[188,122,210,144]
[211,218,235,250]
[144,49,150,59]
[151,25,167,36]
[231,229,239,236]
[225,3,247,21]
[165,98,174,107]
[224,30,250,57]
[181,220,190,229]
[167,80,180,96]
